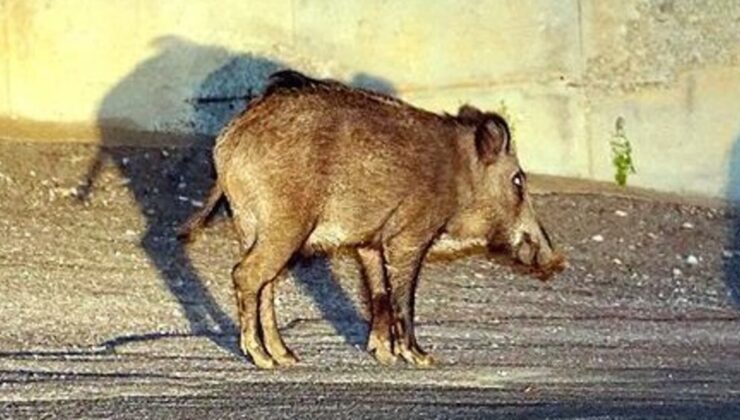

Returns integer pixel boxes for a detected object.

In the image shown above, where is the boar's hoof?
[250,354,277,370]
[403,351,435,367]
[272,350,299,367]
[241,340,277,369]
[395,344,436,367]
[370,346,398,366]
[368,334,398,365]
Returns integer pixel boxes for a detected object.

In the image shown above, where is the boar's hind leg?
[259,280,298,366]
[232,230,303,369]
[384,235,436,367]
[357,247,397,365]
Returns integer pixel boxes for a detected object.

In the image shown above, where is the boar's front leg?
[357,247,398,365]
[384,234,436,367]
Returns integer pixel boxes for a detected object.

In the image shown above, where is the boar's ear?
[475,115,511,165]
[457,104,485,123]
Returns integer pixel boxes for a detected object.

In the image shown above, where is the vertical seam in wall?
[576,0,593,178]
[290,0,296,50]
[3,0,12,117]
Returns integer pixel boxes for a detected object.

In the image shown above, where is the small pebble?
[591,234,604,242]
[681,222,694,230]
[686,255,699,266]
[612,258,622,265]
[614,210,628,217]
[672,268,682,277]
[191,200,204,208]
[722,250,734,259]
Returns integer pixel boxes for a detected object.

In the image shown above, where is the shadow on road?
[726,135,740,307]
[76,36,395,356]
[292,258,368,347]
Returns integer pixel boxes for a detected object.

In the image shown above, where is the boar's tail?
[176,183,223,241]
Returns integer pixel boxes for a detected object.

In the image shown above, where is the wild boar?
[179,70,565,369]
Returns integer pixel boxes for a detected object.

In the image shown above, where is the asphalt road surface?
[0,143,738,418]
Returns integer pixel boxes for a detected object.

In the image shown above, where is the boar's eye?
[512,171,525,199]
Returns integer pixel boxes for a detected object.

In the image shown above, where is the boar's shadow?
[726,135,740,308]
[82,36,395,355]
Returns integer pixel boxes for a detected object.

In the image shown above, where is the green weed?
[610,116,636,187]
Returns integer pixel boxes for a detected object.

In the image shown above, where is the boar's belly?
[304,222,377,253]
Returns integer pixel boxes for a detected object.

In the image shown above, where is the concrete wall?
[580,1,740,201]
[1,0,739,199]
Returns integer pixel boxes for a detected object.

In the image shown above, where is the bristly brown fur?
[486,250,567,281]
[265,70,412,111]
[183,69,565,369]
[425,244,491,263]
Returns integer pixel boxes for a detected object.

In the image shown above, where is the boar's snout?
[511,223,566,280]
[515,231,549,266]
